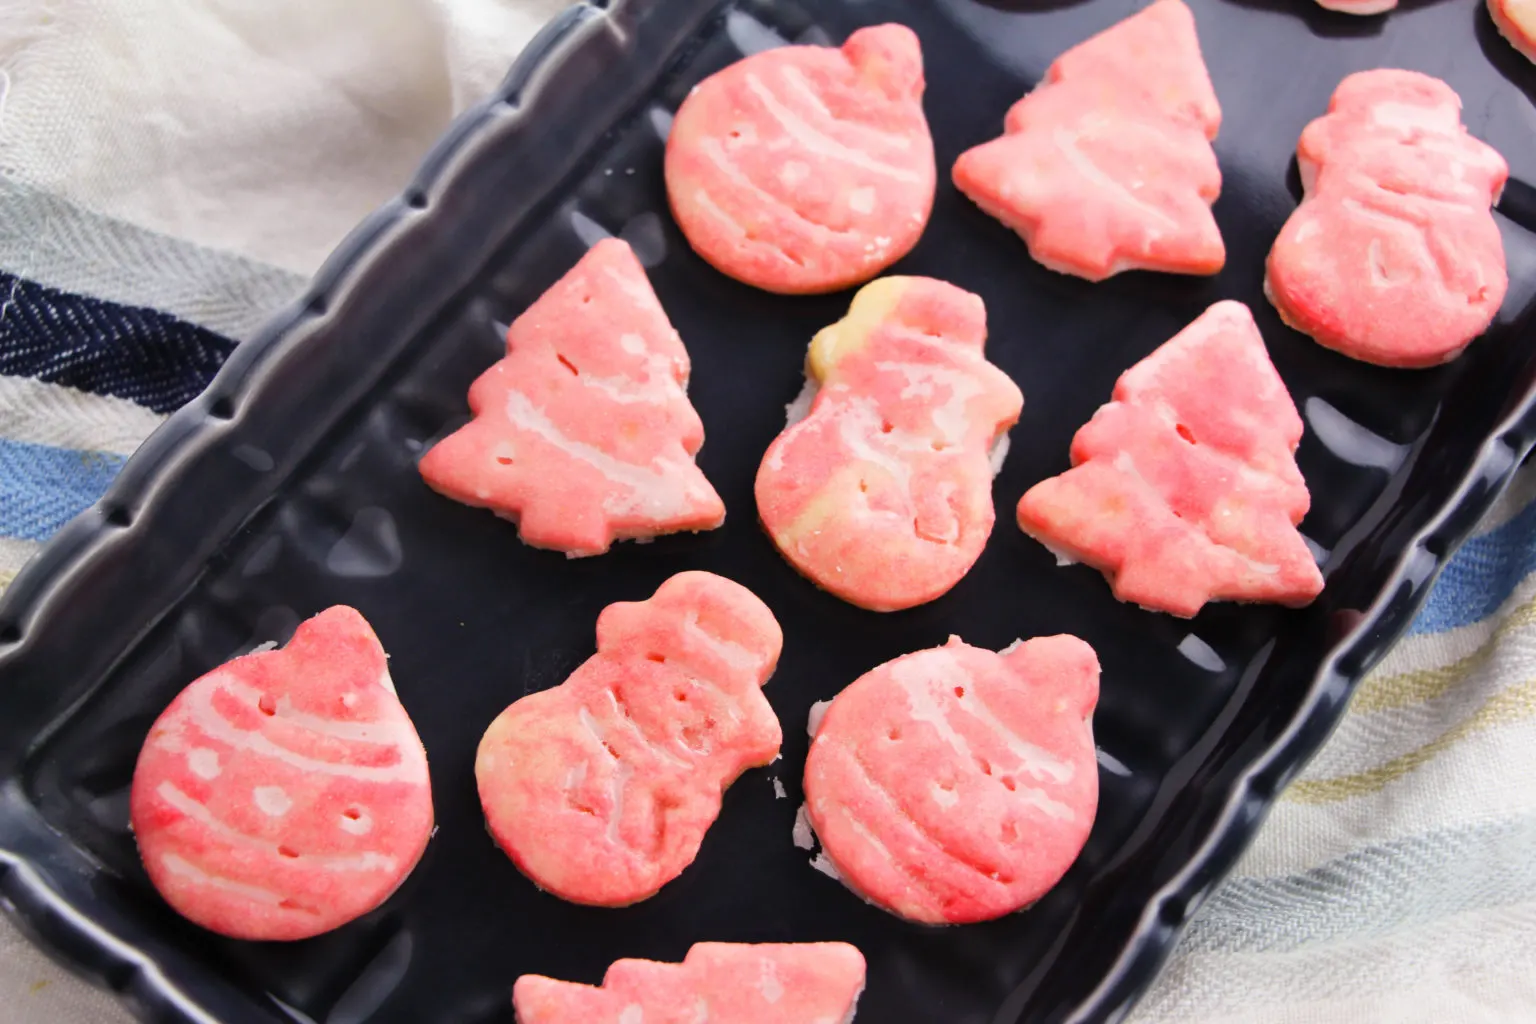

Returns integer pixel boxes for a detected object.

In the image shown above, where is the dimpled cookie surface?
[666,24,936,294]
[130,607,434,941]
[755,277,1023,611]
[803,635,1099,925]
[1265,70,1508,367]
[476,572,783,906]
[952,0,1224,281]
[1018,301,1324,618]
[513,942,867,1024]
[418,238,725,555]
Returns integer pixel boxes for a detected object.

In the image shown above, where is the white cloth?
[0,3,1533,1023]
[0,0,567,275]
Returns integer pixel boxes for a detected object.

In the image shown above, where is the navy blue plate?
[3,1,1536,1021]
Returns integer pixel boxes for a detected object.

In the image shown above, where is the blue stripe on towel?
[0,271,236,415]
[1409,495,1536,636]
[0,437,125,542]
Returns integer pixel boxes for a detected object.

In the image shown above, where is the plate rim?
[2,2,1536,1022]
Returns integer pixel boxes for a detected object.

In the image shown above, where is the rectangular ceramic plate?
[4,1,1536,1021]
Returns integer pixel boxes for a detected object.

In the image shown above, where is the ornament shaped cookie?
[666,24,936,294]
[1266,70,1508,367]
[130,607,433,941]
[513,942,867,1024]
[1018,301,1323,618]
[755,277,1023,612]
[419,238,725,555]
[952,0,1224,281]
[1491,0,1536,63]
[476,572,783,906]
[802,635,1099,925]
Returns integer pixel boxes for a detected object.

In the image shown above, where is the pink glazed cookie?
[419,238,725,554]
[952,0,1224,281]
[1018,301,1323,618]
[1265,70,1508,367]
[130,607,433,941]
[476,572,783,906]
[1491,0,1536,63]
[513,942,867,1024]
[755,277,1023,611]
[1315,0,1398,15]
[666,24,936,294]
[802,635,1099,925]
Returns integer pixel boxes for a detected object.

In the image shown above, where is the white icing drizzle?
[956,686,1075,785]
[743,72,922,183]
[1340,197,1443,294]
[682,612,762,671]
[837,398,914,496]
[187,748,221,780]
[502,390,700,520]
[689,187,797,268]
[887,656,1076,804]
[157,782,397,872]
[777,65,914,152]
[178,680,423,785]
[577,354,680,406]
[1109,450,1282,577]
[562,760,588,802]
[1370,100,1457,134]
[603,266,655,308]
[698,136,859,238]
[872,360,984,446]
[758,959,785,1004]
[253,786,292,817]
[606,760,633,846]
[339,808,374,836]
[159,853,287,906]
[1052,125,1178,229]
[839,748,999,892]
[248,688,403,743]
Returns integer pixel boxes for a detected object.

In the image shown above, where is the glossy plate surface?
[3,1,1536,1022]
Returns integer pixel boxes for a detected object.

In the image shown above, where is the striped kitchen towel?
[1,3,1534,1023]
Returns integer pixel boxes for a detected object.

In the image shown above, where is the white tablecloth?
[0,3,1532,1022]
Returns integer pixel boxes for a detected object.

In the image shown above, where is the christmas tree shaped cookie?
[1266,70,1508,368]
[514,942,866,1023]
[419,238,725,556]
[1017,301,1323,618]
[952,0,1225,281]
